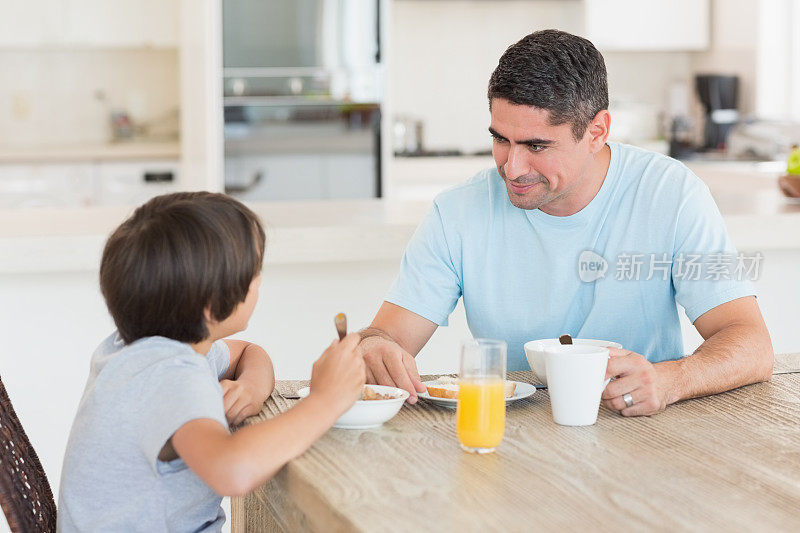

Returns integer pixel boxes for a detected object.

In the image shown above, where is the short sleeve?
[137,359,229,474]
[385,203,462,326]
[672,182,757,322]
[207,340,231,379]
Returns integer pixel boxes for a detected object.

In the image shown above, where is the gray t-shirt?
[57,332,231,532]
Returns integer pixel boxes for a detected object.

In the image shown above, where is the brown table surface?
[233,353,800,532]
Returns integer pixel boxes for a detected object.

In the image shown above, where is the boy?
[58,192,365,532]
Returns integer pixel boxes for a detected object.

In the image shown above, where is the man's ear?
[586,109,611,153]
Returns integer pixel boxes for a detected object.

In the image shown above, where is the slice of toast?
[426,376,516,399]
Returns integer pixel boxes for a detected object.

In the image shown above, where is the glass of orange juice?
[456,338,507,454]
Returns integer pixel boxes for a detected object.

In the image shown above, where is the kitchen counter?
[1,174,799,274]
[0,141,180,163]
[0,200,430,273]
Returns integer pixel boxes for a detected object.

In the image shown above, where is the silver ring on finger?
[623,392,634,408]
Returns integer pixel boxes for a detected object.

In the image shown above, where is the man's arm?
[220,340,275,425]
[662,295,773,402]
[603,296,773,416]
[359,302,439,403]
[362,301,439,356]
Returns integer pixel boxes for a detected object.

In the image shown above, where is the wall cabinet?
[585,0,710,51]
[0,0,178,48]
[0,0,66,47]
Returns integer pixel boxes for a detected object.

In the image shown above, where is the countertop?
[0,200,429,273]
[1,165,799,274]
[0,141,180,163]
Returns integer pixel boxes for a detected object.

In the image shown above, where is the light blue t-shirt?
[386,142,756,371]
[58,332,231,532]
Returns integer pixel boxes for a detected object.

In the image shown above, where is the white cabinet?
[0,163,93,208]
[64,0,178,48]
[95,160,179,206]
[226,155,327,202]
[0,0,66,47]
[0,0,178,48]
[226,154,377,201]
[585,0,710,51]
[324,154,377,199]
[0,159,178,208]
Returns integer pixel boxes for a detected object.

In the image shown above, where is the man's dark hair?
[100,192,266,345]
[488,29,609,140]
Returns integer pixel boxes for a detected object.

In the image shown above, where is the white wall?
[755,0,800,120]
[389,0,584,154]
[0,49,179,147]
[179,0,224,192]
[389,0,769,153]
[690,0,759,116]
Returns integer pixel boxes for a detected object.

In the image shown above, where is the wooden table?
[233,354,800,532]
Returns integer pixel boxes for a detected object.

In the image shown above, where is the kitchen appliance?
[222,0,385,201]
[392,116,424,155]
[665,81,695,159]
[727,119,800,161]
[695,74,739,151]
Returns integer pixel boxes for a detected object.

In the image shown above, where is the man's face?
[489,98,594,211]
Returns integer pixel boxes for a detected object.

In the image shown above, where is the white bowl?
[523,338,623,385]
[296,385,409,430]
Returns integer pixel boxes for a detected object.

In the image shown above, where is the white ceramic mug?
[544,345,610,426]
[524,338,622,386]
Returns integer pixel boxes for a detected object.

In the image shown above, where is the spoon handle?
[334,312,347,340]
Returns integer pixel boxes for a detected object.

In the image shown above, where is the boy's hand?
[220,379,265,426]
[309,333,365,415]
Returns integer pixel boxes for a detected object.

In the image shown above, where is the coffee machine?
[695,74,739,151]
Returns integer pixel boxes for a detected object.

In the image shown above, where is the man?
[360,30,773,417]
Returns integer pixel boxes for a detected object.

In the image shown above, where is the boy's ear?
[203,305,216,325]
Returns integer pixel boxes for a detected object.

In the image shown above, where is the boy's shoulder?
[89,332,211,384]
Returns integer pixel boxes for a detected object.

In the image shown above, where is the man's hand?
[601,348,675,417]
[220,378,266,426]
[359,335,426,404]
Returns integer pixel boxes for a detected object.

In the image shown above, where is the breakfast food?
[361,385,398,401]
[425,376,460,399]
[426,376,516,399]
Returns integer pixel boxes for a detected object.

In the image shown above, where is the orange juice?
[456,378,506,451]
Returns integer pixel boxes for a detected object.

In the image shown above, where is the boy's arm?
[171,333,364,496]
[221,340,275,425]
[171,393,341,496]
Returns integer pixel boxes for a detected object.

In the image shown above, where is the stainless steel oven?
[222,0,384,201]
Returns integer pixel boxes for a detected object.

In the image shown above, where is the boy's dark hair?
[487,29,609,141]
[100,192,266,345]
